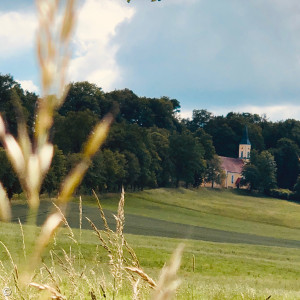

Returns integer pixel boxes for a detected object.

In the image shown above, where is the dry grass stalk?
[0,260,9,283]
[116,187,125,236]
[36,0,76,145]
[151,244,184,300]
[192,253,195,272]
[0,183,11,222]
[30,282,66,300]
[86,217,110,253]
[52,202,76,242]
[87,191,150,298]
[13,273,26,300]
[132,278,140,300]
[0,241,18,278]
[51,250,79,297]
[92,189,111,233]
[31,212,63,272]
[125,267,156,288]
[42,262,62,295]
[79,196,82,243]
[18,218,27,261]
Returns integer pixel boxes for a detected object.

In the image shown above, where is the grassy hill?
[2,188,300,299]
[79,188,300,241]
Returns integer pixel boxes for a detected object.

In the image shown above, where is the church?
[219,126,251,188]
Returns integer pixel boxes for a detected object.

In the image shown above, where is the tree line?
[0,74,300,199]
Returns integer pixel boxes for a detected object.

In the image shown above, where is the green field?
[2,188,300,299]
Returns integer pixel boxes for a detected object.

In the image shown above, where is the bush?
[269,188,294,200]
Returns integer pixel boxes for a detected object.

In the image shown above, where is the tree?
[0,74,37,136]
[169,131,206,187]
[241,164,260,191]
[186,109,213,132]
[0,148,21,199]
[148,128,172,187]
[205,155,224,188]
[42,146,67,195]
[242,150,277,193]
[123,151,141,190]
[53,109,99,153]
[193,128,216,160]
[294,176,300,200]
[205,117,238,157]
[59,81,104,117]
[273,138,300,189]
[102,149,126,191]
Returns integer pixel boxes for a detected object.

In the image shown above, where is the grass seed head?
[0,183,11,222]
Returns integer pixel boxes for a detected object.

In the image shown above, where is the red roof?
[219,156,244,173]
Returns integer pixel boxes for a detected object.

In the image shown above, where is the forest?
[0,73,300,199]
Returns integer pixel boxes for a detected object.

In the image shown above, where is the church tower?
[239,126,251,160]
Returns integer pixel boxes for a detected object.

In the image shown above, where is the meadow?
[2,188,300,299]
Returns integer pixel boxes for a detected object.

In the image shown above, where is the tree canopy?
[0,73,300,197]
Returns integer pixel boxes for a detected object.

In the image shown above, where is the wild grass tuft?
[0,0,183,299]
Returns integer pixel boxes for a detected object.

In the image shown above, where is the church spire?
[240,126,251,145]
[239,126,251,159]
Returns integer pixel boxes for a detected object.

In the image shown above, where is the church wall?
[224,172,242,188]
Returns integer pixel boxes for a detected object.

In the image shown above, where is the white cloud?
[179,110,193,120]
[210,104,300,122]
[0,11,36,57]
[179,104,300,122]
[68,0,135,91]
[16,79,39,94]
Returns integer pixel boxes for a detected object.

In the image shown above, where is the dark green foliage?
[59,82,104,117]
[1,73,300,196]
[273,138,300,189]
[294,176,300,200]
[0,148,21,198]
[0,74,37,136]
[241,165,260,191]
[169,130,206,187]
[205,118,238,157]
[205,155,224,188]
[269,189,294,200]
[193,128,215,160]
[185,109,213,131]
[42,146,67,195]
[53,109,99,153]
[242,150,277,193]
[106,89,180,129]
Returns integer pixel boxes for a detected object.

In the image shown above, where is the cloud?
[68,0,135,91]
[180,103,300,122]
[209,104,300,122]
[0,11,36,57]
[16,79,39,94]
[112,0,300,112]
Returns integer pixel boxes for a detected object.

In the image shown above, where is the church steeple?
[239,126,251,160]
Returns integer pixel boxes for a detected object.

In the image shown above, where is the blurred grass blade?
[0,183,11,222]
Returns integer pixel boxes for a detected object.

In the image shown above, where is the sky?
[1,0,300,121]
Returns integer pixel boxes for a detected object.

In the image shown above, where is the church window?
[241,151,243,158]
[231,175,234,184]
[247,152,250,158]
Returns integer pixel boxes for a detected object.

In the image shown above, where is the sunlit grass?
[1,220,300,299]
[70,188,300,241]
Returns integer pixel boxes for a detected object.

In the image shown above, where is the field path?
[11,202,300,249]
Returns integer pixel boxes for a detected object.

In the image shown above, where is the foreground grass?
[4,188,300,299]
[1,220,300,299]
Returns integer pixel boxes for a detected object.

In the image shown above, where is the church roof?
[220,156,244,173]
[240,126,251,145]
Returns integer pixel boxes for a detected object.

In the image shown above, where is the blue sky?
[1,0,300,121]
